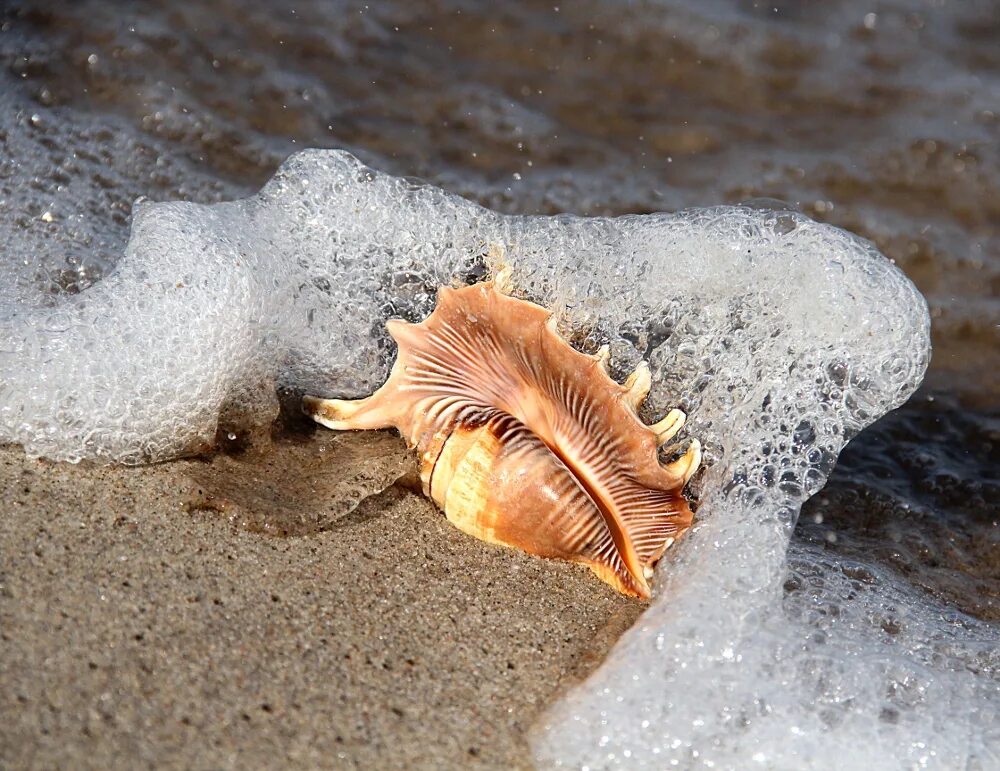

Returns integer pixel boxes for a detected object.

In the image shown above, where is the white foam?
[4,146,992,767]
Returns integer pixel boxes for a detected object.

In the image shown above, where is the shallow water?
[1,0,997,767]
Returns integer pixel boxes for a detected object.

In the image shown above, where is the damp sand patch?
[0,435,640,768]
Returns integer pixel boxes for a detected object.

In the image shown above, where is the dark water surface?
[1,0,996,641]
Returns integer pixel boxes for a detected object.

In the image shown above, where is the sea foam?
[3,149,993,768]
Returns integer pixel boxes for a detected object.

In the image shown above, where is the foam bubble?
[5,146,990,767]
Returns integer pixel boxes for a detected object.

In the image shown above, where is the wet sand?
[0,433,640,769]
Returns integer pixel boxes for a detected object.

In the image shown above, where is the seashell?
[303,271,700,599]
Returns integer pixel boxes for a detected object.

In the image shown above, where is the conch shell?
[303,272,700,598]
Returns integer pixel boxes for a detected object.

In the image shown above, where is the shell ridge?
[524,421,647,587]
[489,419,640,593]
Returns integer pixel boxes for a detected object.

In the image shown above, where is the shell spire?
[304,271,700,599]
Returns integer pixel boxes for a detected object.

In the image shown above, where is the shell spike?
[663,438,701,485]
[386,317,419,342]
[303,394,395,432]
[492,263,514,295]
[623,361,652,408]
[594,344,611,370]
[650,408,686,445]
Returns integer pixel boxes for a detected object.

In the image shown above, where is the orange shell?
[303,276,700,599]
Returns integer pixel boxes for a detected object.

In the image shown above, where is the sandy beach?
[0,432,640,769]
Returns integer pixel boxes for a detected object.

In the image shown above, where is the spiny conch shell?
[303,270,701,599]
